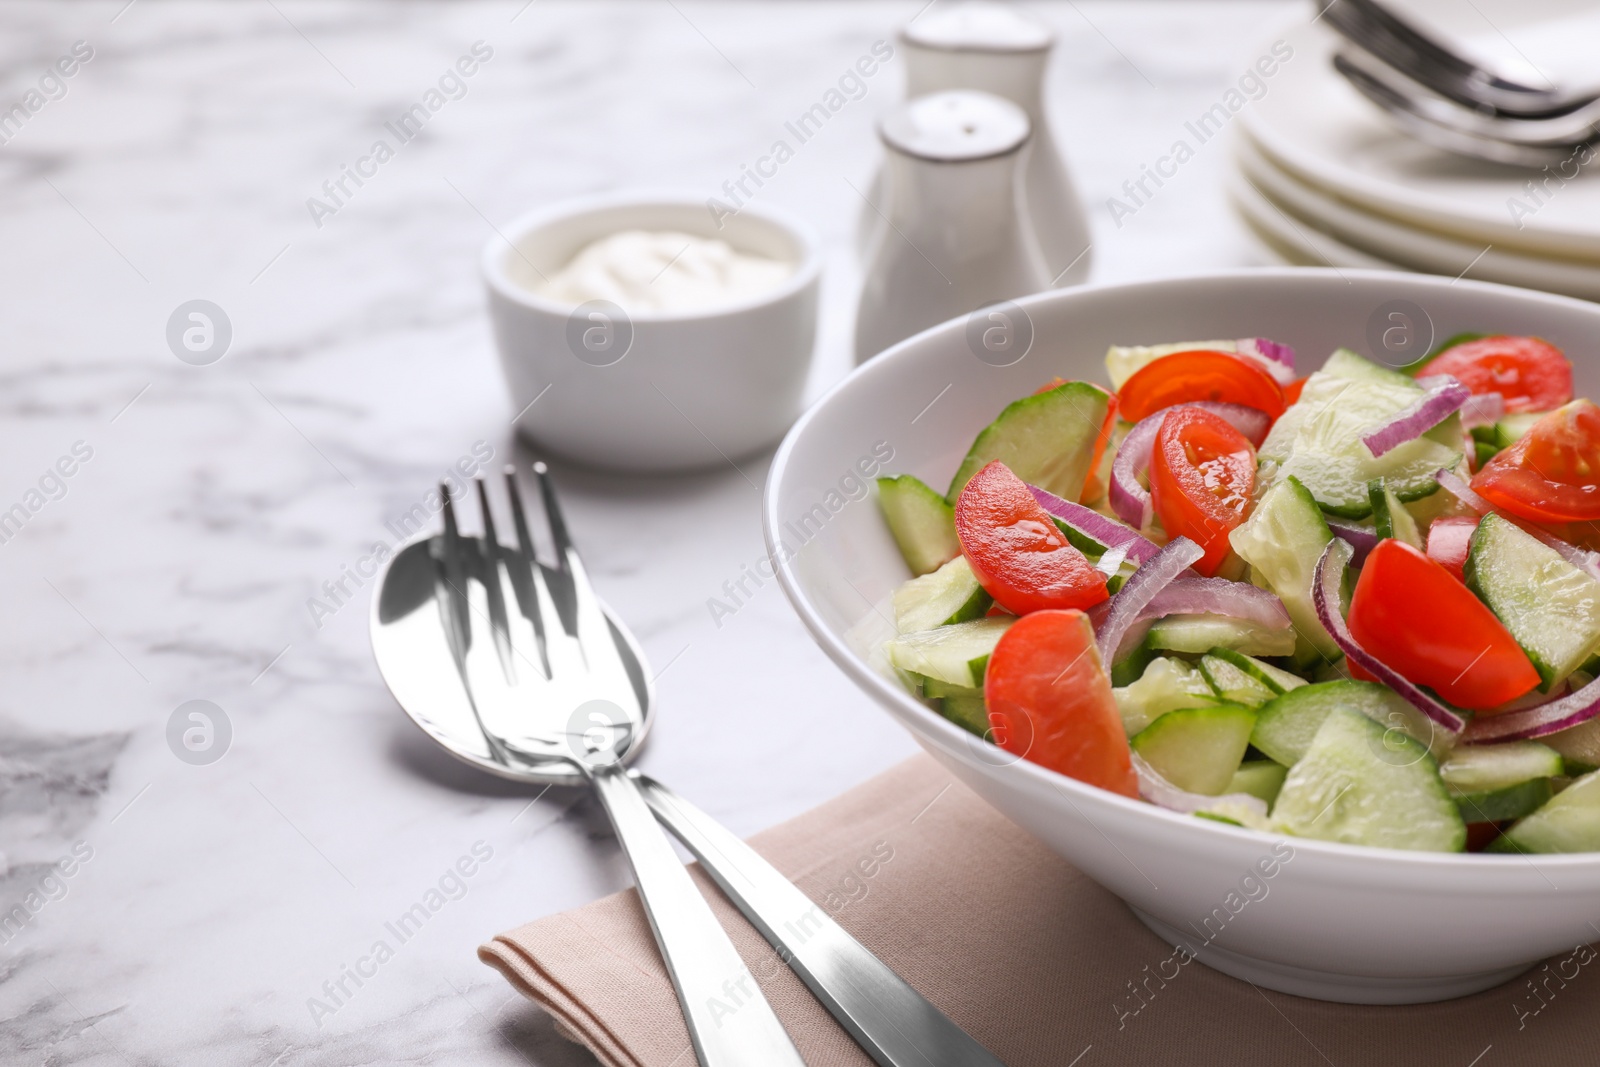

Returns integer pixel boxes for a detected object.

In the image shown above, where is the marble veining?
[0,1,1297,1062]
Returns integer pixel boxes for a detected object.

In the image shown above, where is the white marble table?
[0,2,1301,1062]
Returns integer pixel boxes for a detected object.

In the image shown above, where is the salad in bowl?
[876,330,1600,855]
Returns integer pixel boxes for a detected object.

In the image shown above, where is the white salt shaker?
[858,1,1091,288]
[854,90,1049,365]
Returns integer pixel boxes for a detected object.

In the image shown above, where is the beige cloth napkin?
[481,756,1597,1066]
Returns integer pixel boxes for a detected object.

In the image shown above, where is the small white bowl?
[766,268,1600,1004]
[483,191,822,472]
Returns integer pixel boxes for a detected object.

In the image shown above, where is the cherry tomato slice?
[1347,540,1537,710]
[1425,515,1478,583]
[1148,407,1255,577]
[1473,401,1600,523]
[984,609,1138,797]
[1418,335,1571,414]
[1080,393,1120,504]
[955,461,1109,615]
[1117,351,1285,423]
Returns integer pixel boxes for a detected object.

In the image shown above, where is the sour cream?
[536,230,792,314]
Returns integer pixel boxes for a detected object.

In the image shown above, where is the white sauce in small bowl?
[536,230,793,314]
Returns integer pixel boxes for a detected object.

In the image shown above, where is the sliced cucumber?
[1258,371,1462,517]
[1103,339,1237,390]
[1228,475,1340,664]
[945,381,1111,505]
[919,675,982,700]
[877,475,959,576]
[1320,346,1415,387]
[1196,799,1274,831]
[1489,412,1545,450]
[1200,654,1277,707]
[1131,704,1257,795]
[1439,740,1565,794]
[891,555,992,634]
[1456,779,1553,824]
[1368,478,1424,549]
[938,693,990,737]
[1228,759,1288,805]
[886,617,1013,689]
[1207,647,1309,695]
[1271,706,1465,851]
[1540,716,1600,775]
[1251,680,1448,766]
[1113,656,1217,735]
[1489,770,1600,853]
[1146,614,1296,658]
[1465,512,1600,690]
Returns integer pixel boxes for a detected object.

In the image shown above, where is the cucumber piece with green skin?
[1207,647,1309,695]
[1320,346,1416,387]
[1488,770,1600,853]
[1538,714,1600,776]
[1195,799,1275,831]
[1228,759,1288,805]
[1113,656,1217,736]
[1110,632,1159,688]
[1465,512,1600,691]
[944,381,1112,504]
[938,693,990,737]
[1229,476,1341,664]
[891,555,992,634]
[887,617,1013,689]
[1146,614,1296,658]
[1131,704,1258,795]
[1368,478,1424,549]
[1271,706,1465,851]
[1439,740,1564,793]
[1490,412,1545,449]
[877,475,960,576]
[1200,654,1277,707]
[1257,371,1461,517]
[1251,680,1449,766]
[917,675,983,701]
[1456,778,1553,824]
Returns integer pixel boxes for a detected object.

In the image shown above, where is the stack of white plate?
[1232,8,1600,301]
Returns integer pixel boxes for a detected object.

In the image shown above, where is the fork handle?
[635,774,1008,1067]
[587,764,807,1067]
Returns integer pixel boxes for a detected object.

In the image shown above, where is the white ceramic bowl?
[766,268,1600,1004]
[483,191,822,472]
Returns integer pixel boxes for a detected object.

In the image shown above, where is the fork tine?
[533,463,632,688]
[436,481,471,661]
[502,467,553,679]
[473,475,517,682]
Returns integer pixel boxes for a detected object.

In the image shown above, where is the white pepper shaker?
[854,90,1049,365]
[858,1,1091,288]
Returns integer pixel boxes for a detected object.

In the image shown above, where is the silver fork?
[440,464,807,1067]
[438,465,1009,1067]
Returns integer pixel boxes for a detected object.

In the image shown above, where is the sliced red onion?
[1325,519,1380,566]
[1460,391,1506,428]
[1238,337,1296,374]
[1360,375,1471,458]
[1095,536,1203,671]
[1435,468,1600,582]
[1107,402,1272,530]
[1313,538,1467,733]
[1464,674,1600,742]
[1132,753,1270,817]
[1028,485,1160,564]
[1144,576,1290,631]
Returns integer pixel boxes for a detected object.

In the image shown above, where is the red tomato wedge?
[984,610,1138,797]
[955,461,1109,615]
[1282,377,1307,406]
[1347,540,1537,710]
[1117,351,1285,423]
[1473,400,1600,523]
[1148,407,1255,577]
[1080,393,1120,504]
[1425,515,1478,582]
[1418,335,1571,413]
